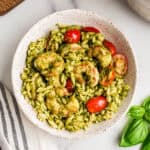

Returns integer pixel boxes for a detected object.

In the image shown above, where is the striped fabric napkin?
[0,82,28,150]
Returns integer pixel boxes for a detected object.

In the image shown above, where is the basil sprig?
[142,97,150,111]
[127,106,145,119]
[119,96,150,150]
[120,119,148,147]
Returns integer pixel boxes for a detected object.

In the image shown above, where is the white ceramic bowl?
[11,9,137,139]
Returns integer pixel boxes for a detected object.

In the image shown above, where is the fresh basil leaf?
[142,96,150,111]
[119,120,133,147]
[141,135,150,150]
[144,110,150,123]
[126,119,149,145]
[119,119,149,147]
[128,106,145,119]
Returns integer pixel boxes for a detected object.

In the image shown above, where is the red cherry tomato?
[82,26,100,33]
[86,96,107,113]
[103,39,116,56]
[64,29,81,43]
[100,70,115,86]
[113,54,128,76]
[65,79,73,92]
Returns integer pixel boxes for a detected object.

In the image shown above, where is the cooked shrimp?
[88,46,112,68]
[74,61,99,87]
[65,95,79,113]
[46,96,61,114]
[46,94,79,117]
[61,43,84,57]
[55,87,69,97]
[34,52,64,78]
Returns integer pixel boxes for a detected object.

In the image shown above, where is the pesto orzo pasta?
[21,24,130,132]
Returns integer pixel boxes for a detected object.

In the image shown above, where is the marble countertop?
[0,0,150,149]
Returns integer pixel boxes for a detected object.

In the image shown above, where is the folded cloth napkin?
[0,82,29,150]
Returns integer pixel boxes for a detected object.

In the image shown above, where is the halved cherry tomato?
[100,70,115,86]
[82,26,100,33]
[113,54,128,76]
[65,79,73,92]
[103,39,116,56]
[86,96,107,113]
[64,29,81,43]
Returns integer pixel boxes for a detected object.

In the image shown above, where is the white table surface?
[0,0,150,150]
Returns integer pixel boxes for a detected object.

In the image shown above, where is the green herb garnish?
[119,96,150,149]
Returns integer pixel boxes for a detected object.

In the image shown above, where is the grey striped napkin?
[0,82,29,150]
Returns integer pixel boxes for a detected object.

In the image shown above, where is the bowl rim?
[11,9,138,139]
